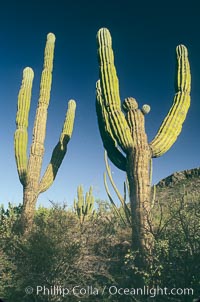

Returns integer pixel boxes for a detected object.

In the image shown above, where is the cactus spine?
[96,28,191,261]
[15,33,76,230]
[74,186,95,224]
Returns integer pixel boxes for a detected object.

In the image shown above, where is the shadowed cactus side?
[14,33,76,232]
[96,28,191,266]
[74,185,95,224]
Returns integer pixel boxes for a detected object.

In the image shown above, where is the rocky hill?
[155,167,200,202]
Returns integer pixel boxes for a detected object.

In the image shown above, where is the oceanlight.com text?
[25,285,194,299]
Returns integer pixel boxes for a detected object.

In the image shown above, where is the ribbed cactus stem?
[15,67,34,185]
[149,45,191,157]
[86,187,95,214]
[96,80,127,171]
[29,33,55,169]
[123,97,152,251]
[15,33,76,231]
[60,100,76,146]
[97,28,134,153]
[97,28,121,108]
[39,100,76,193]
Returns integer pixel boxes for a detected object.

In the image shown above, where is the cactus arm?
[103,171,127,225]
[27,33,55,186]
[104,150,126,208]
[104,151,131,225]
[39,99,76,193]
[149,45,191,158]
[86,187,94,214]
[97,28,133,153]
[96,80,126,171]
[14,67,34,185]
[78,185,84,223]
[74,199,77,212]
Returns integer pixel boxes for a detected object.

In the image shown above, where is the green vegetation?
[0,179,199,301]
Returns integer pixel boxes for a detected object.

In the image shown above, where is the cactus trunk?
[124,99,152,254]
[21,185,39,229]
[127,149,151,253]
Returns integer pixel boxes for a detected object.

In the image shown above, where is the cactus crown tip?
[23,67,34,77]
[123,97,138,112]
[178,43,186,48]
[97,27,111,42]
[176,44,188,57]
[24,66,33,72]
[68,99,76,107]
[47,33,56,42]
[98,27,109,33]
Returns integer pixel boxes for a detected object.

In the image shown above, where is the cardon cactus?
[74,185,95,224]
[15,33,76,231]
[96,28,191,261]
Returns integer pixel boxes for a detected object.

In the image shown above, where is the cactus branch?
[14,67,34,186]
[96,28,134,153]
[149,45,191,157]
[96,80,126,171]
[27,33,55,184]
[39,99,76,193]
[104,151,131,225]
[104,171,128,226]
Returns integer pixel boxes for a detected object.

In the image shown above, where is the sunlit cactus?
[96,28,191,261]
[74,185,95,224]
[14,33,76,231]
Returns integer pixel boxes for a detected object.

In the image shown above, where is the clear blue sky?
[0,0,199,209]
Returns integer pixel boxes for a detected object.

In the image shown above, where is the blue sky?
[0,0,199,209]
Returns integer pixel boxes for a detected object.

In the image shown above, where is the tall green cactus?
[15,33,76,231]
[74,185,95,224]
[96,28,191,260]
